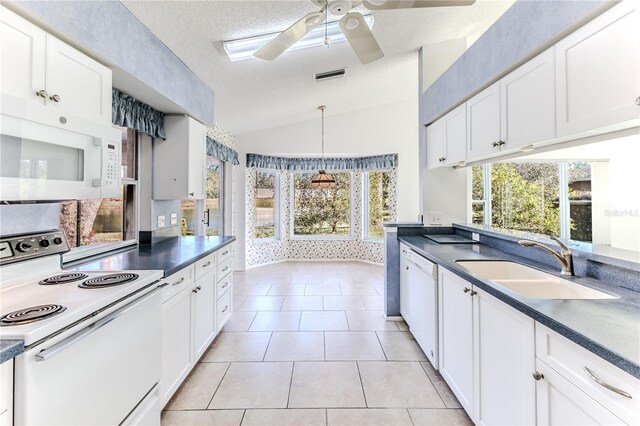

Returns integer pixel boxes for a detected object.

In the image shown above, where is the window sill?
[290,235,355,241]
[363,237,384,244]
[254,237,279,245]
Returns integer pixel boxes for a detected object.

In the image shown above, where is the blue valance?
[112,88,166,139]
[246,153,397,171]
[207,137,240,165]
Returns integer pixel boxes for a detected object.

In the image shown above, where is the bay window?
[363,171,391,240]
[254,170,279,241]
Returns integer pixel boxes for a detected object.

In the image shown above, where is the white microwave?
[0,104,121,201]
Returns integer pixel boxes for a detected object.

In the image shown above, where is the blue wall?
[421,0,617,125]
[11,0,214,125]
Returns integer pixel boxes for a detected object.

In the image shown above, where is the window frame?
[363,169,391,243]
[254,169,280,244]
[290,171,355,241]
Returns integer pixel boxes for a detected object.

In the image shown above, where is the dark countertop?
[0,339,24,364]
[398,235,640,379]
[69,236,236,277]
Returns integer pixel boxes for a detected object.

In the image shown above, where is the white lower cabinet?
[438,268,474,414]
[535,360,625,425]
[0,360,13,426]
[192,271,216,360]
[399,244,411,326]
[473,287,535,425]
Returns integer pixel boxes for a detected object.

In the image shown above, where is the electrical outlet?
[170,213,178,226]
[472,232,480,242]
[428,212,442,225]
[157,215,165,228]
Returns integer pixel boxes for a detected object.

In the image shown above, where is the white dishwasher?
[406,249,439,369]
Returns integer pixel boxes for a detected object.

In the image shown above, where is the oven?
[13,286,162,425]
[0,106,121,201]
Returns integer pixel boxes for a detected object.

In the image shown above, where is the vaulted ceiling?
[122,0,514,135]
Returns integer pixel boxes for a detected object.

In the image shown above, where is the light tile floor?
[162,261,472,426]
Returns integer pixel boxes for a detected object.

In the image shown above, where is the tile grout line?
[419,361,447,408]
[355,361,369,408]
[374,331,389,361]
[239,408,247,425]
[286,361,295,409]
[261,332,274,362]
[406,407,416,426]
[206,361,232,409]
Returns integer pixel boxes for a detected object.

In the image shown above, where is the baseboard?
[385,316,404,321]
[246,258,383,268]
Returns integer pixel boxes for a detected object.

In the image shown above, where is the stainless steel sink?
[455,260,616,300]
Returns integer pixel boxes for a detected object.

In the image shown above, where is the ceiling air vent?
[315,68,346,82]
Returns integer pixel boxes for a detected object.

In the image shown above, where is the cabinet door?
[187,117,206,199]
[556,2,640,137]
[443,103,467,166]
[45,35,112,124]
[399,255,411,326]
[192,272,216,360]
[426,118,446,169]
[473,288,535,425]
[160,287,193,406]
[500,47,556,149]
[536,360,625,425]
[0,7,46,106]
[438,269,474,414]
[466,82,501,162]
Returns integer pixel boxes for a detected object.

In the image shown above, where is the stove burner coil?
[78,273,139,289]
[0,304,67,326]
[39,273,88,285]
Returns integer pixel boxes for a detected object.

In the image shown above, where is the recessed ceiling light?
[223,15,374,62]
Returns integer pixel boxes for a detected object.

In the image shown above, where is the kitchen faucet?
[518,236,574,276]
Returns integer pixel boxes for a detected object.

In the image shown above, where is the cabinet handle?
[197,285,202,290]
[222,250,229,256]
[532,371,544,381]
[492,141,499,147]
[635,96,640,106]
[202,261,211,268]
[49,94,61,102]
[583,367,632,399]
[221,282,229,289]
[406,266,409,270]
[498,140,506,146]
[189,192,195,196]
[36,89,48,98]
[222,266,229,272]
[172,277,185,286]
[222,305,229,313]
[438,157,446,162]
[463,287,471,293]
[192,288,199,293]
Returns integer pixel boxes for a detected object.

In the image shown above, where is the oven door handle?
[35,287,160,362]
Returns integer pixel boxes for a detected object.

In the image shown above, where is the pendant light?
[311,105,336,188]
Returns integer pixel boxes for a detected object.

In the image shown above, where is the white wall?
[233,99,420,269]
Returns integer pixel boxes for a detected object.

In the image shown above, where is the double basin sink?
[455,260,616,300]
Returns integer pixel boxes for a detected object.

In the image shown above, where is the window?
[59,127,138,250]
[181,157,225,237]
[254,171,279,240]
[292,172,352,238]
[364,171,391,240]
[472,161,596,242]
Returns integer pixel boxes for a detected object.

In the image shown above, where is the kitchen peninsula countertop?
[398,235,640,379]
[70,236,236,277]
[0,339,24,364]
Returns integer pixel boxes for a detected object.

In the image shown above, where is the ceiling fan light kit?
[250,0,475,64]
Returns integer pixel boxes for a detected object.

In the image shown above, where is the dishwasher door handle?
[35,286,160,362]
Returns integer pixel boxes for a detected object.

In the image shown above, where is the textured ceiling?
[121,0,514,135]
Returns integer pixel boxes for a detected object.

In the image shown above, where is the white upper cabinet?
[466,82,501,161]
[45,35,112,124]
[426,103,466,169]
[556,1,640,137]
[500,47,556,150]
[0,7,46,106]
[154,115,206,200]
[0,6,112,125]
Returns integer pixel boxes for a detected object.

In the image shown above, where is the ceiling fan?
[254,0,476,64]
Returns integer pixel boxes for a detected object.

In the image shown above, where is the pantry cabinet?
[0,6,112,125]
[555,1,640,137]
[154,115,207,200]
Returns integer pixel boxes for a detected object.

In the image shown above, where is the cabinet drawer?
[217,257,232,280]
[195,252,217,280]
[217,244,233,264]
[160,266,194,303]
[216,288,232,332]
[217,273,233,300]
[535,323,639,424]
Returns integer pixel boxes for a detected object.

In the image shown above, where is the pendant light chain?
[321,105,325,170]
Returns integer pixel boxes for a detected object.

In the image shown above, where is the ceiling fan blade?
[254,11,326,60]
[363,0,475,10]
[339,12,384,64]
